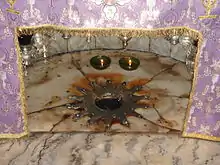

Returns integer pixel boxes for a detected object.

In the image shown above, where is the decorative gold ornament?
[6,0,20,14]
[199,0,218,20]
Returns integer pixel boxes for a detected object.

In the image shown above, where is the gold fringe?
[182,133,220,142]
[0,132,28,139]
[14,27,29,138]
[17,25,201,40]
[2,24,219,141]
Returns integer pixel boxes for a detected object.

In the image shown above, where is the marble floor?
[1,50,219,165]
[25,50,192,133]
[0,133,220,165]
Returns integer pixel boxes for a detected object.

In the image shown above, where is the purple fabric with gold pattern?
[0,0,219,140]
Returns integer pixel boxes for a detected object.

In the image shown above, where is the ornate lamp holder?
[62,33,71,40]
[166,35,197,47]
[119,56,140,71]
[165,34,198,74]
[90,55,111,70]
[118,35,132,49]
[179,36,197,47]
[18,34,34,75]
[167,35,180,45]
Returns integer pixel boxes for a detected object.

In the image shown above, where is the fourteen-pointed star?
[66,76,158,130]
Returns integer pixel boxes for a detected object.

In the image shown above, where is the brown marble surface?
[25,50,192,133]
[0,133,219,165]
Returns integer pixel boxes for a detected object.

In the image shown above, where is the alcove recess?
[17,28,199,133]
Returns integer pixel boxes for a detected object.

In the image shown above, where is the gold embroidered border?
[0,28,29,139]
[2,24,219,141]
[182,27,220,141]
[182,133,220,142]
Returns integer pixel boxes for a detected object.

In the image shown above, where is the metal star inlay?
[66,77,158,130]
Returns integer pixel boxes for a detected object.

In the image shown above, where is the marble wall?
[47,34,190,63]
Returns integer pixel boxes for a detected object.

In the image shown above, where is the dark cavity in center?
[95,98,122,111]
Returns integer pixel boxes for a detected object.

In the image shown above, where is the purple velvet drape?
[0,0,219,140]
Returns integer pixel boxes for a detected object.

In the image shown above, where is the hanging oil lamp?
[165,35,179,45]
[118,35,132,49]
[18,34,33,45]
[179,36,195,46]
[90,55,111,70]
[119,56,140,71]
[18,34,34,76]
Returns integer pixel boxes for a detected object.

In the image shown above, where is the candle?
[119,56,140,71]
[128,58,132,67]
[90,55,111,70]
[100,59,104,67]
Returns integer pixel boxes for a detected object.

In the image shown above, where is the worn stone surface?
[127,37,150,51]
[68,36,96,51]
[48,34,67,55]
[25,50,191,133]
[48,35,123,55]
[48,35,96,55]
[150,38,171,57]
[0,133,219,165]
[95,36,122,49]
[47,36,189,63]
[171,44,187,62]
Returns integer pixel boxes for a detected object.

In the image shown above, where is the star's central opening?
[95,97,122,111]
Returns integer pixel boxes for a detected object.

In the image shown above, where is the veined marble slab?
[0,133,219,165]
[24,50,192,133]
